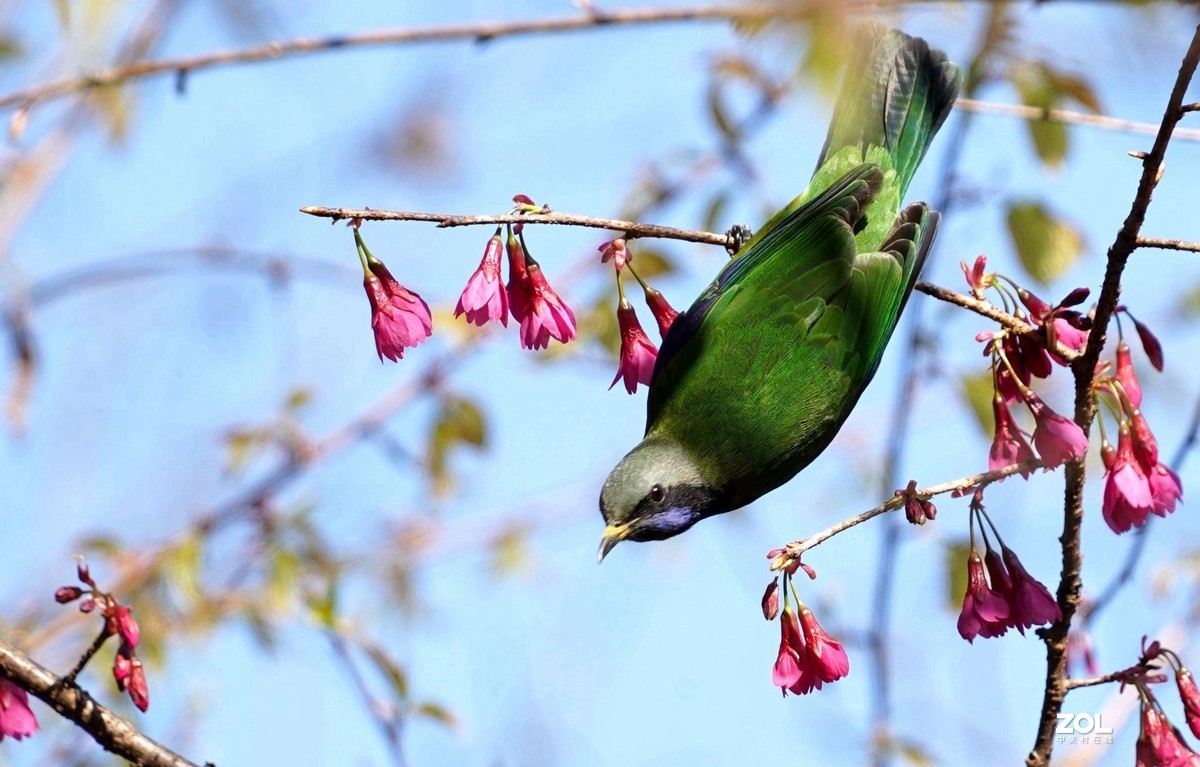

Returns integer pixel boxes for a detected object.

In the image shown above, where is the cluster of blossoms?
[953,491,1060,642]
[600,238,679,394]
[355,197,682,394]
[1093,311,1183,534]
[761,558,849,696]
[56,560,149,712]
[962,256,1091,476]
[1116,639,1200,765]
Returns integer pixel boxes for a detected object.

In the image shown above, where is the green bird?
[598,26,963,561]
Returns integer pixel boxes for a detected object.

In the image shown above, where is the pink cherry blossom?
[454,233,508,327]
[1178,669,1200,739]
[1022,391,1088,469]
[961,255,988,298]
[610,299,658,394]
[642,286,679,339]
[797,606,849,685]
[1102,427,1154,534]
[505,241,576,350]
[363,269,433,363]
[1000,547,1061,633]
[772,606,805,692]
[957,550,1010,642]
[989,394,1036,476]
[0,678,38,741]
[1117,342,1143,407]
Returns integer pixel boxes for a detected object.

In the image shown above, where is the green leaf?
[427,395,488,495]
[286,387,312,411]
[945,539,972,612]
[164,534,203,603]
[307,579,338,629]
[365,643,409,701]
[266,548,300,613]
[489,524,529,575]
[960,369,996,438]
[1010,61,1102,168]
[701,192,729,239]
[628,247,674,280]
[1005,200,1084,284]
[0,35,23,63]
[413,702,458,729]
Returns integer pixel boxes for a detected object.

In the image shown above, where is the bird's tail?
[815,25,963,198]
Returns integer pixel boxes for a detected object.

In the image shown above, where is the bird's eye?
[649,484,666,503]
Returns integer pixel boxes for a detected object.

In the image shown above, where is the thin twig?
[1064,672,1126,691]
[0,4,807,113]
[1025,23,1200,767]
[1134,236,1200,254]
[955,97,1200,142]
[0,639,202,767]
[770,460,1039,563]
[60,625,111,686]
[300,206,734,247]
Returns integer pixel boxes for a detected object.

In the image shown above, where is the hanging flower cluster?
[1119,639,1200,765]
[55,560,150,712]
[964,255,1091,475]
[954,490,1060,643]
[761,558,849,697]
[355,226,433,362]
[1092,309,1183,534]
[601,238,679,394]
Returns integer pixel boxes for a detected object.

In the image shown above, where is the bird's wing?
[644,167,938,500]
[646,163,882,430]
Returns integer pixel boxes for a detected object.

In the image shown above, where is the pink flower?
[363,264,433,363]
[599,239,630,272]
[797,606,849,685]
[1000,547,1061,633]
[454,233,508,327]
[505,240,576,350]
[1023,391,1088,469]
[989,394,1036,476]
[1140,705,1199,766]
[610,299,658,394]
[1177,668,1200,739]
[772,606,805,692]
[961,255,988,298]
[761,579,779,621]
[113,646,149,712]
[1048,317,1089,365]
[1117,342,1142,407]
[957,550,1010,642]
[109,604,140,649]
[1148,464,1184,517]
[1102,427,1154,534]
[0,678,38,741]
[642,286,679,339]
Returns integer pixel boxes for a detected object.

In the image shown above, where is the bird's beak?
[597,523,630,563]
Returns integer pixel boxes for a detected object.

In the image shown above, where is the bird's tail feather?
[816,24,963,197]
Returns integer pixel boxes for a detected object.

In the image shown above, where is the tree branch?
[0,639,202,767]
[955,97,1200,143]
[1134,236,1200,254]
[1024,23,1200,767]
[769,460,1039,565]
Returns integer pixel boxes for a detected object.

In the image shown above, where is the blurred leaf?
[79,535,122,556]
[266,547,299,613]
[53,0,70,28]
[414,702,458,730]
[164,534,203,604]
[960,369,996,438]
[91,85,132,144]
[800,9,852,97]
[0,35,23,63]
[241,603,276,650]
[286,387,312,412]
[1176,282,1200,318]
[489,524,529,575]
[706,81,738,143]
[580,296,620,357]
[964,5,1015,96]
[1011,61,1102,168]
[365,643,409,700]
[701,192,729,238]
[427,395,488,495]
[628,246,674,280]
[307,580,338,629]
[225,428,270,473]
[945,539,971,611]
[1005,200,1084,284]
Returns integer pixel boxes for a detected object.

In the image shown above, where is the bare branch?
[1134,236,1200,254]
[769,460,1039,564]
[1025,23,1200,767]
[299,206,733,247]
[0,639,202,767]
[955,97,1200,143]
[1064,672,1126,691]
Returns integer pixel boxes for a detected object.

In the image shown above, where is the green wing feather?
[645,165,939,505]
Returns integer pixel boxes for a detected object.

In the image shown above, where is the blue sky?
[2,2,1200,766]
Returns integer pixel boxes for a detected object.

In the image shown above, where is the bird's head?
[597,436,723,562]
